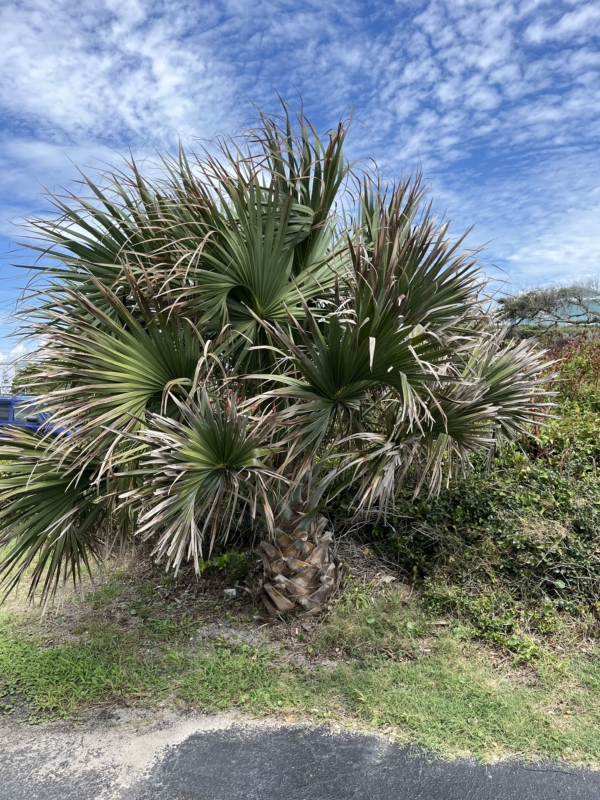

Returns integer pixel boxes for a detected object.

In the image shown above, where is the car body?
[0,395,50,434]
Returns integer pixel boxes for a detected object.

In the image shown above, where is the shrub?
[0,105,546,604]
[331,340,600,652]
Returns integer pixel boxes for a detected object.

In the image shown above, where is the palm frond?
[131,392,282,571]
[357,175,485,336]
[0,430,111,604]
[341,332,550,508]
[30,275,221,471]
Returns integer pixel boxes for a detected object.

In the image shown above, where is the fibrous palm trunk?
[258,516,339,615]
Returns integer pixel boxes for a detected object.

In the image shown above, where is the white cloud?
[0,342,29,361]
[0,0,236,146]
[428,147,600,289]
[0,138,122,235]
[526,3,600,44]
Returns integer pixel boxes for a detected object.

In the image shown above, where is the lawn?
[2,555,600,767]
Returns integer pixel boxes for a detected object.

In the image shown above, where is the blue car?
[0,395,49,434]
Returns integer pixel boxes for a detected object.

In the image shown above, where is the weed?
[0,616,167,713]
[336,576,375,610]
[314,585,431,659]
[198,551,254,584]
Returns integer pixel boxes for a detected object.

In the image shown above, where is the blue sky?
[1,0,599,356]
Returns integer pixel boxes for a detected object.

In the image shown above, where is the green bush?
[330,336,600,653]
[341,446,600,608]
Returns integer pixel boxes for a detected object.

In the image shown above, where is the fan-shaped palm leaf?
[0,430,111,604]
[32,276,220,466]
[132,393,282,571]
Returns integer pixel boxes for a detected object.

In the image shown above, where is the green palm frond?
[467,332,552,439]
[0,430,111,604]
[259,103,351,275]
[257,241,452,460]
[170,153,348,373]
[21,164,185,322]
[132,393,282,571]
[357,175,484,336]
[342,332,551,508]
[31,275,220,469]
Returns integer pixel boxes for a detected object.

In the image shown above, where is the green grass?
[0,617,168,714]
[176,640,600,763]
[2,584,600,765]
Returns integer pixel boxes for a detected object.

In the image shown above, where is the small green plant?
[198,551,254,584]
[548,334,600,411]
[337,577,375,610]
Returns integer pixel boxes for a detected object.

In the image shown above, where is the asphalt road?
[0,710,598,799]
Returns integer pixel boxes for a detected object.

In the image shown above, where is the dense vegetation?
[337,333,600,660]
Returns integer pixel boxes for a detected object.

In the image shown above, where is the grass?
[2,568,600,766]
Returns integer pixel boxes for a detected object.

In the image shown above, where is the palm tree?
[0,105,549,610]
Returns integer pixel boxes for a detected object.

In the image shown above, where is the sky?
[1,0,599,357]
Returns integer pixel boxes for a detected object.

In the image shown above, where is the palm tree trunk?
[258,516,339,615]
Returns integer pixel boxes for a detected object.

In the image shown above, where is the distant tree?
[498,280,600,328]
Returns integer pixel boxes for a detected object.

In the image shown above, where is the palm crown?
[0,106,548,606]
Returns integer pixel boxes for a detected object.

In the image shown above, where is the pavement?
[1,708,598,799]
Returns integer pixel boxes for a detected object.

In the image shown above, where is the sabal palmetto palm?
[0,105,549,608]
